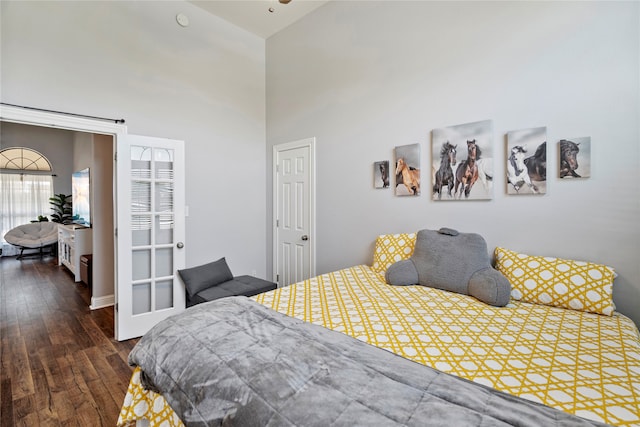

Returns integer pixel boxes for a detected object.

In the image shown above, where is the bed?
[117,232,640,427]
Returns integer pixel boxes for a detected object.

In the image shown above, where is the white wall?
[266,2,640,325]
[1,1,267,278]
[92,134,115,303]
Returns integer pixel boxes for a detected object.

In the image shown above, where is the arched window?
[1,147,54,255]
[0,147,52,171]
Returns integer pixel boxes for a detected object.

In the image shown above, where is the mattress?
[118,265,640,426]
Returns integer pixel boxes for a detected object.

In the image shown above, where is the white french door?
[273,138,315,287]
[115,134,186,341]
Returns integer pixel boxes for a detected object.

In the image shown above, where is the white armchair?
[3,222,58,260]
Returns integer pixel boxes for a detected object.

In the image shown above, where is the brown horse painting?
[454,140,479,199]
[396,158,420,195]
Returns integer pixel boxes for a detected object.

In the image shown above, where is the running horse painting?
[454,140,479,199]
[433,142,457,199]
[396,158,420,195]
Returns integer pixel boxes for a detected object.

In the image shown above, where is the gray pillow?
[385,228,511,307]
[178,257,234,298]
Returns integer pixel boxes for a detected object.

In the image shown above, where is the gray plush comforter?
[129,296,607,427]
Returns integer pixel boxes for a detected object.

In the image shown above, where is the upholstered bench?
[178,257,277,307]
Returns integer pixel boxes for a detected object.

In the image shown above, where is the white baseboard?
[90,294,114,310]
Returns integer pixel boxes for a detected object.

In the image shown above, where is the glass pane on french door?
[130,146,176,314]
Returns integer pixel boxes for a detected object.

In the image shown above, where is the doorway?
[272,138,316,287]
[0,119,116,309]
[1,106,124,325]
[1,104,187,340]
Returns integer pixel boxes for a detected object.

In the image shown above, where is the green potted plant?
[49,194,72,224]
[30,215,50,223]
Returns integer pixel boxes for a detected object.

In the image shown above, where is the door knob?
[301,235,309,241]
[176,242,184,249]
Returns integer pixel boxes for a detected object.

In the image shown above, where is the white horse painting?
[506,146,538,194]
[476,157,493,192]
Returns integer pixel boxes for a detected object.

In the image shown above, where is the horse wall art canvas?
[431,120,493,201]
[394,144,421,196]
[374,160,390,189]
[559,137,590,179]
[506,127,547,195]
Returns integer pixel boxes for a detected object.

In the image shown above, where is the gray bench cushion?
[188,275,276,307]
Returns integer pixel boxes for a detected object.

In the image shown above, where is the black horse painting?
[379,162,390,187]
[433,142,457,199]
[524,141,547,182]
[559,139,581,178]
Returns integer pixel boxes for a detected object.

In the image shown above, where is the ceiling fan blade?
[279,0,292,4]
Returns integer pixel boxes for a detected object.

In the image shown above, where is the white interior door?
[273,138,315,287]
[115,134,186,341]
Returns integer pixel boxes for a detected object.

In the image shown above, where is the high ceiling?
[191,0,329,39]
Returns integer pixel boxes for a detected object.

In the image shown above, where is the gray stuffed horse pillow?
[385,228,511,307]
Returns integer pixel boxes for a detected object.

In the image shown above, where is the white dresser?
[57,224,93,282]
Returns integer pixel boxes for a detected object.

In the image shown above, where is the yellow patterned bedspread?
[118,265,640,427]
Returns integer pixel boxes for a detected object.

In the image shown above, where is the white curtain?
[1,173,54,255]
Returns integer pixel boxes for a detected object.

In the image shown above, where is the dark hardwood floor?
[0,255,138,427]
